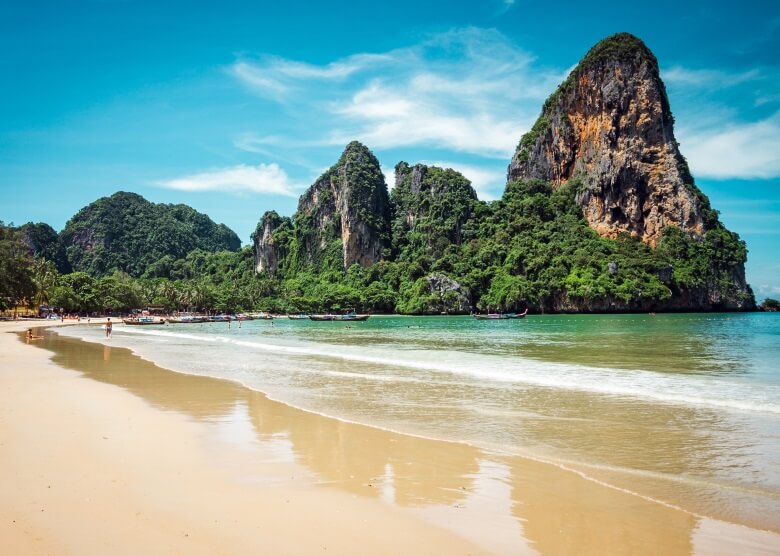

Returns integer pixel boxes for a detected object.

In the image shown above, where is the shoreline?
[2,320,780,554]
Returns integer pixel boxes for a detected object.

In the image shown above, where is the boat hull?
[167,317,208,324]
[309,314,370,321]
[474,310,528,320]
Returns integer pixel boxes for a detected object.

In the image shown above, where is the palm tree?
[31,258,58,312]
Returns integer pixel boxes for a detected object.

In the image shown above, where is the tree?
[0,223,35,313]
[31,258,59,311]
[760,298,780,312]
[53,272,99,313]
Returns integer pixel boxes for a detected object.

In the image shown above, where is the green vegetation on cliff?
[60,192,240,277]
[391,162,481,262]
[283,141,390,273]
[2,171,753,316]
[249,170,751,314]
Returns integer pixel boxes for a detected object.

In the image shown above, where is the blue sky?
[1,1,778,299]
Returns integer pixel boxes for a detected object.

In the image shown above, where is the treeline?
[2,224,264,314]
[1,177,754,316]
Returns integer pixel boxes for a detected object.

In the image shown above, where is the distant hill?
[60,191,240,277]
[18,221,71,273]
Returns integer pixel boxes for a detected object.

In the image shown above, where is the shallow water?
[56,313,780,531]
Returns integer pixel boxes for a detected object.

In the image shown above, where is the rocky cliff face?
[295,141,391,269]
[508,33,709,247]
[391,162,480,258]
[252,211,291,275]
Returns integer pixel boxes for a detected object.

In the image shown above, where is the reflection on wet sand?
[42,329,479,508]
[505,455,696,555]
[27,328,779,555]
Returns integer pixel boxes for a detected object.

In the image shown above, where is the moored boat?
[309,314,337,321]
[208,314,232,322]
[288,314,310,320]
[122,316,165,325]
[474,309,528,320]
[250,312,274,320]
[310,311,370,322]
[167,314,208,324]
[340,311,370,321]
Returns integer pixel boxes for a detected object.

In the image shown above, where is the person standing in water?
[105,318,113,338]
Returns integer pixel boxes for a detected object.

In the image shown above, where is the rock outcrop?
[294,141,391,269]
[391,162,480,259]
[425,273,471,313]
[508,33,709,247]
[252,211,291,275]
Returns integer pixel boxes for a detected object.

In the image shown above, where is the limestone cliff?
[508,33,710,247]
[294,141,391,269]
[252,211,291,276]
[391,162,481,259]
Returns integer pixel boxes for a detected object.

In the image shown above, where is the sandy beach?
[2,320,779,555]
[0,320,486,555]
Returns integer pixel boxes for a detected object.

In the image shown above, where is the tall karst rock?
[251,210,292,275]
[391,162,482,260]
[508,33,710,247]
[259,141,391,271]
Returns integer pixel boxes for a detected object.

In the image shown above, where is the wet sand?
[1,321,779,555]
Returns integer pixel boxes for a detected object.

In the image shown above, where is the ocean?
[55,312,780,532]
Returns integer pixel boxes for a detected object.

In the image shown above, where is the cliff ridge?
[508,33,709,247]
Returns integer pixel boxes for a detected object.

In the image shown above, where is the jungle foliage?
[3,166,752,316]
[58,191,240,277]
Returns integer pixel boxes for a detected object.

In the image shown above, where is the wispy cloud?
[264,53,393,80]
[155,163,300,196]
[754,284,780,301]
[662,62,780,180]
[677,112,780,180]
[230,28,565,159]
[230,62,290,100]
[662,66,761,88]
[329,80,528,158]
[227,30,779,185]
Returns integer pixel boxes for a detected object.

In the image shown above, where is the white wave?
[67,325,780,417]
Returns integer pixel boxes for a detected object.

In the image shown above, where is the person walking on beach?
[105,318,112,338]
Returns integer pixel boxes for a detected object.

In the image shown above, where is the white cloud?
[662,66,761,88]
[677,112,780,180]
[267,53,393,80]
[156,163,300,196]
[230,62,289,98]
[383,169,396,190]
[229,28,562,159]
[331,81,524,158]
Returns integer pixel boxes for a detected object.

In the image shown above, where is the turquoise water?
[57,313,780,529]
